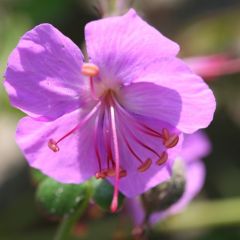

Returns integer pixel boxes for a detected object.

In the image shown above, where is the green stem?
[54,184,92,240]
[154,198,240,232]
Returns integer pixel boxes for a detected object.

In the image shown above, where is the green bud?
[36,177,90,216]
[142,159,186,213]
[92,179,125,211]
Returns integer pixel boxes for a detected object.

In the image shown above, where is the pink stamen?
[48,102,101,152]
[123,135,144,164]
[109,103,120,213]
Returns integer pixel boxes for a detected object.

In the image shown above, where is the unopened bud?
[36,177,90,216]
[141,159,186,213]
[92,179,125,211]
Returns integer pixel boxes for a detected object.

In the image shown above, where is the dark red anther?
[156,151,168,165]
[95,171,107,179]
[48,139,60,152]
[137,158,152,172]
[164,135,179,148]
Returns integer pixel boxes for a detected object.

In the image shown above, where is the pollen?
[48,139,60,152]
[81,63,99,77]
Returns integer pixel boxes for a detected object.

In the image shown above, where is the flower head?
[127,131,211,224]
[4,9,215,212]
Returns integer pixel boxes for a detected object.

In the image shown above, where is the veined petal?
[119,82,182,129]
[124,58,216,134]
[4,24,88,120]
[16,109,98,183]
[85,9,179,85]
[107,111,183,197]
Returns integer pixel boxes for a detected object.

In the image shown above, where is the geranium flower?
[3,9,215,212]
[127,131,211,224]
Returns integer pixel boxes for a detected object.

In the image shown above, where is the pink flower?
[127,131,211,224]
[4,9,215,212]
[185,54,240,80]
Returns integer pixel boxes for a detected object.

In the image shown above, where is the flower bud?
[141,159,186,214]
[92,179,125,211]
[36,177,90,216]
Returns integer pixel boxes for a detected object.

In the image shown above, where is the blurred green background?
[0,0,240,239]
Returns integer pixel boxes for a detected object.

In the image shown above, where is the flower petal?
[119,82,182,129]
[16,109,98,183]
[107,112,183,197]
[122,58,216,133]
[85,9,179,85]
[4,24,87,120]
[182,131,211,162]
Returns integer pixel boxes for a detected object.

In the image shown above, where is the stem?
[54,184,92,240]
[154,198,240,232]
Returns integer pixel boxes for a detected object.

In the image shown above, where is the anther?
[81,63,99,77]
[162,128,170,140]
[48,139,60,152]
[164,135,179,148]
[137,158,152,172]
[156,151,168,165]
[95,171,107,179]
[101,168,127,178]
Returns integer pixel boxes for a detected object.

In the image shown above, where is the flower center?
[47,63,179,212]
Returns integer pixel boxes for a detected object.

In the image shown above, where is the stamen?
[161,128,179,148]
[102,168,127,178]
[48,139,59,152]
[162,128,170,140]
[164,134,179,148]
[156,151,168,165]
[95,171,107,179]
[48,102,101,152]
[123,136,144,164]
[137,158,152,172]
[109,104,120,213]
[81,63,99,77]
[82,63,99,100]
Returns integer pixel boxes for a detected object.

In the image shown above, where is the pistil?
[109,103,120,213]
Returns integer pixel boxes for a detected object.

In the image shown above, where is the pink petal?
[124,58,216,133]
[107,112,183,197]
[182,131,211,163]
[16,109,98,183]
[85,9,179,85]
[4,24,88,120]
